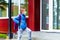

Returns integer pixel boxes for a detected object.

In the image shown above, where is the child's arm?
[13,15,19,24]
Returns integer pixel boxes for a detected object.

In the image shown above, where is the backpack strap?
[19,14,21,26]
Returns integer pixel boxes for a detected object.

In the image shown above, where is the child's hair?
[20,6,26,13]
[20,6,26,10]
[20,6,26,9]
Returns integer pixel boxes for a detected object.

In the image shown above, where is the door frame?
[40,0,60,32]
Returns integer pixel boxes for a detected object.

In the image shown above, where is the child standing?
[13,7,32,40]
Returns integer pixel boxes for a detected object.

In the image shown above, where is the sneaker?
[29,39,31,40]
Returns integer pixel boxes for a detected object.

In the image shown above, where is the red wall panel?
[28,0,35,31]
[0,19,9,33]
[0,19,14,33]
[34,0,40,31]
[28,0,40,31]
[0,18,29,33]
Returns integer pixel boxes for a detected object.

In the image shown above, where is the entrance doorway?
[40,0,60,32]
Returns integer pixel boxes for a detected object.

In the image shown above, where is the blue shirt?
[13,14,27,30]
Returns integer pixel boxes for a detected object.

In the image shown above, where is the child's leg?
[25,27,32,40]
[17,29,23,40]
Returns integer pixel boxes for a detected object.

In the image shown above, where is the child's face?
[20,8,25,14]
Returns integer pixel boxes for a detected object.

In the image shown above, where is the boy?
[13,7,32,40]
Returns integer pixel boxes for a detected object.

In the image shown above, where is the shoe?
[29,39,31,40]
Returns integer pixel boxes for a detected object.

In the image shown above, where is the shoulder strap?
[19,14,21,26]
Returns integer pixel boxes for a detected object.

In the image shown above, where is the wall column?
[28,0,40,31]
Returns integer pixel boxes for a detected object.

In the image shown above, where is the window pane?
[53,0,58,29]
[42,0,49,30]
[0,0,7,17]
[2,10,7,17]
[11,0,19,17]
[53,0,60,29]
[58,0,60,29]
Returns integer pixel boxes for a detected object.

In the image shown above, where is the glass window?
[11,0,28,17]
[53,0,58,29]
[0,0,28,18]
[11,0,19,17]
[42,0,60,30]
[42,0,49,30]
[53,0,60,29]
[0,0,8,17]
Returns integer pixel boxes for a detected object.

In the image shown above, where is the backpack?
[14,15,21,31]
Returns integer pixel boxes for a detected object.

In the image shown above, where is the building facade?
[1,0,60,33]
[0,0,40,33]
